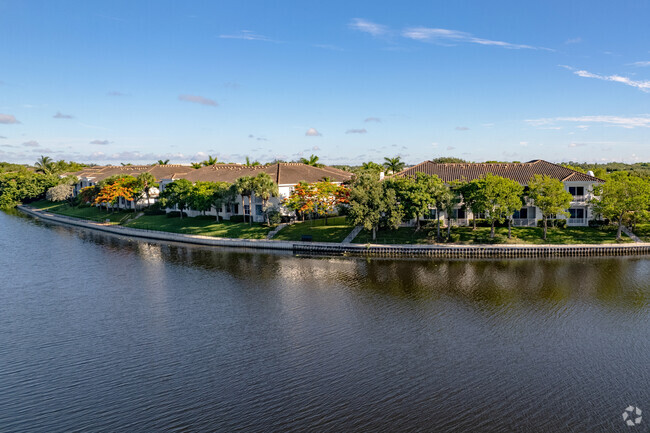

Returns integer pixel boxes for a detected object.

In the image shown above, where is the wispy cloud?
[364,117,381,123]
[313,44,345,51]
[346,128,367,134]
[349,18,389,37]
[178,94,218,106]
[0,136,7,139]
[305,128,322,137]
[22,140,40,147]
[564,37,582,45]
[629,61,650,67]
[561,65,650,92]
[402,27,551,50]
[53,111,74,119]
[455,126,470,131]
[219,30,278,42]
[526,115,650,129]
[569,142,588,147]
[0,114,20,124]
[90,139,111,145]
[107,91,128,96]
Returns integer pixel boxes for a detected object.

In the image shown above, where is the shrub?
[229,215,245,223]
[166,211,188,218]
[537,219,567,228]
[143,202,166,215]
[266,208,282,225]
[588,219,610,228]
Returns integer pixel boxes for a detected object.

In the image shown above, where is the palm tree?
[253,172,279,226]
[300,154,321,166]
[234,176,255,224]
[34,155,55,175]
[383,156,405,174]
[190,162,202,169]
[135,172,158,211]
[245,156,260,167]
[211,182,233,222]
[157,159,170,165]
[201,155,218,166]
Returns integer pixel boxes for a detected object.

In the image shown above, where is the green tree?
[528,174,573,241]
[188,181,218,215]
[431,157,467,163]
[457,178,488,230]
[191,162,202,169]
[383,156,405,174]
[385,173,443,232]
[252,172,279,226]
[34,156,55,175]
[478,173,524,238]
[160,179,193,218]
[134,172,158,211]
[348,173,402,241]
[439,185,461,239]
[157,159,170,165]
[299,154,321,167]
[234,176,255,224]
[245,156,261,167]
[211,181,234,222]
[46,184,74,202]
[591,172,650,241]
[201,155,218,166]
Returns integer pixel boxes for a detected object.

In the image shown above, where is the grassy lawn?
[631,224,650,242]
[353,225,632,245]
[124,214,273,239]
[28,199,133,224]
[272,216,355,242]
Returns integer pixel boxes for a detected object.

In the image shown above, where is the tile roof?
[393,159,604,184]
[181,163,353,185]
[66,164,193,182]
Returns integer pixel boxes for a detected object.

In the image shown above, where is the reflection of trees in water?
[37,217,650,310]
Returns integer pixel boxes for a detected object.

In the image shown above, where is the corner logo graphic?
[623,406,642,427]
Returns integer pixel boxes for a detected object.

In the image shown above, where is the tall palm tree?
[157,159,170,165]
[299,154,321,166]
[245,156,260,167]
[34,155,54,175]
[201,155,218,166]
[136,172,158,211]
[190,162,202,169]
[253,172,279,226]
[383,156,405,174]
[234,176,254,224]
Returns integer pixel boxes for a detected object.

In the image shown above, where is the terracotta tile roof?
[393,159,604,184]
[181,163,353,185]
[67,164,193,182]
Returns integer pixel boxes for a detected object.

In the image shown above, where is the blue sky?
[1,0,649,165]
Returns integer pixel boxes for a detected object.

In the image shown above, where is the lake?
[1,210,649,432]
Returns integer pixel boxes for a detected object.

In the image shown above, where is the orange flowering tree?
[94,176,137,211]
[283,181,349,224]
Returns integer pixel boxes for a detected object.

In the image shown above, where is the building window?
[568,186,584,196]
[430,209,437,219]
[569,208,585,219]
[255,204,263,215]
[514,207,528,219]
[244,205,250,215]
[453,208,466,219]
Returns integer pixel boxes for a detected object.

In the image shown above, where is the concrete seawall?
[17,205,650,259]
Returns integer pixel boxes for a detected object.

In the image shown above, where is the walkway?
[621,226,642,243]
[342,225,363,244]
[266,223,288,239]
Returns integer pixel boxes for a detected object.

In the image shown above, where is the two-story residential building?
[393,159,604,227]
[169,163,353,222]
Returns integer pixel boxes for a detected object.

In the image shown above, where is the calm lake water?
[1,210,649,432]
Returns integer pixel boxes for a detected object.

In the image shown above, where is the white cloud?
[53,111,74,119]
[312,146,320,151]
[446,146,455,150]
[305,128,322,136]
[349,18,389,37]
[0,114,20,124]
[107,91,127,96]
[364,117,382,123]
[346,128,367,134]
[526,115,650,129]
[562,65,650,92]
[90,139,111,145]
[178,94,218,106]
[402,27,551,50]
[564,37,582,45]
[22,140,40,147]
[219,30,278,42]
[569,142,587,147]
[630,61,650,67]
[455,126,469,131]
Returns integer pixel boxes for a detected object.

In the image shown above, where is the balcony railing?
[568,218,586,225]
[512,218,537,227]
[571,195,586,202]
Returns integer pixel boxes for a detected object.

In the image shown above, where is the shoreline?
[17,205,650,258]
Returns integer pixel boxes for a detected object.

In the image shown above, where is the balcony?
[567,218,587,226]
[571,195,586,202]
[512,218,537,227]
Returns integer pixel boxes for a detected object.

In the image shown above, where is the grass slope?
[124,214,272,239]
[631,224,650,242]
[29,200,133,223]
[272,216,355,242]
[353,226,631,245]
